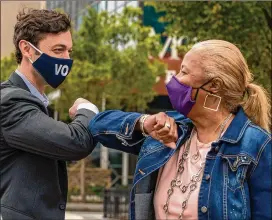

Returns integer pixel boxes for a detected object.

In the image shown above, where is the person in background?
[89,40,271,220]
[1,9,99,219]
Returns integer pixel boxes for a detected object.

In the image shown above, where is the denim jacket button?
[201,206,208,213]
[215,146,219,153]
[205,174,211,181]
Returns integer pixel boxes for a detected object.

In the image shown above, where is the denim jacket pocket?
[222,155,253,192]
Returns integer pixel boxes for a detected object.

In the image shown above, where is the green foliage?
[1,7,165,120]
[57,6,165,119]
[87,185,104,196]
[0,54,17,82]
[149,1,271,92]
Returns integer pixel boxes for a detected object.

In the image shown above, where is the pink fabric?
[154,132,211,220]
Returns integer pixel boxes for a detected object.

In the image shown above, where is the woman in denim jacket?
[89,40,271,220]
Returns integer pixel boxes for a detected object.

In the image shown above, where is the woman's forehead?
[181,51,202,69]
[180,51,207,84]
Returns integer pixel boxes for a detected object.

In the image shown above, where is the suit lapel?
[8,71,49,115]
[8,72,30,92]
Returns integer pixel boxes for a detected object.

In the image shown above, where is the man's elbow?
[75,136,96,159]
[61,135,96,160]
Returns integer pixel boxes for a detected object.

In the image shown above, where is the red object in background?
[153,56,183,96]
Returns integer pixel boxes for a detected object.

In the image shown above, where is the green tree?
[148,1,271,92]
[56,6,165,119]
[1,53,17,82]
[1,7,165,120]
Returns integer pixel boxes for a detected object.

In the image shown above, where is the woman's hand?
[143,112,178,149]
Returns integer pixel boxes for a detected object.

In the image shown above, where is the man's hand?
[143,112,178,149]
[69,98,91,119]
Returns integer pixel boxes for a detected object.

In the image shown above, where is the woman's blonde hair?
[190,40,271,132]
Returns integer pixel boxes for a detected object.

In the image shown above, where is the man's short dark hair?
[13,8,71,64]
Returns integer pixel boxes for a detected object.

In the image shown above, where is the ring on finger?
[165,122,171,129]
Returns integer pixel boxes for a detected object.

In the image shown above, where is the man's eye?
[54,48,64,53]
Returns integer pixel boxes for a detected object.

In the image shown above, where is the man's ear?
[208,78,223,94]
[19,40,32,59]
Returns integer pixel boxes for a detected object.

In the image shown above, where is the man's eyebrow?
[52,44,72,50]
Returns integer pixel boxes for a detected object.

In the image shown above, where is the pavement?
[65,203,128,220]
[65,211,103,220]
[65,203,103,220]
[0,204,104,220]
[66,203,103,212]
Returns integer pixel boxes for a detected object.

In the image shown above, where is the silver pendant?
[191,151,201,164]
[176,179,182,186]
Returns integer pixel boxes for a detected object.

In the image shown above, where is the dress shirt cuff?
[77,103,99,114]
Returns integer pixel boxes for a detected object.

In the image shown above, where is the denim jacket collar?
[177,107,250,145]
[219,107,250,144]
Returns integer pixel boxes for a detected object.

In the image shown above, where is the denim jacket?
[89,108,271,220]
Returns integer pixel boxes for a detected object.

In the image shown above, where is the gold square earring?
[203,93,221,111]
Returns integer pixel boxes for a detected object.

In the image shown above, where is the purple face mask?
[166,76,195,117]
[166,76,213,117]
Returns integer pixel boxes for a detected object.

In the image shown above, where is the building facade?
[1,1,46,58]
[46,0,95,30]
[46,1,139,30]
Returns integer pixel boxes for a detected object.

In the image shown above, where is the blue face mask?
[28,42,73,88]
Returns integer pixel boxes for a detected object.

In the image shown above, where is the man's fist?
[69,98,91,119]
